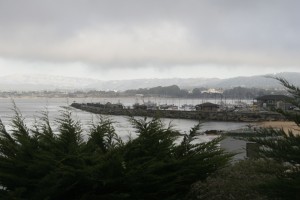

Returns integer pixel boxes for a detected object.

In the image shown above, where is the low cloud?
[0,0,300,78]
[1,21,299,68]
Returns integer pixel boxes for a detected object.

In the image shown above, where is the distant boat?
[180,104,195,111]
[159,104,178,110]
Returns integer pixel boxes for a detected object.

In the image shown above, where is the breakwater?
[71,103,285,122]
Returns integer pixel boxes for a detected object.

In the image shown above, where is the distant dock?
[70,103,285,122]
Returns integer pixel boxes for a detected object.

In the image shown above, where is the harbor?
[70,100,285,122]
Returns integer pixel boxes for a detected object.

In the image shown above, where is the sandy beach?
[256,121,300,135]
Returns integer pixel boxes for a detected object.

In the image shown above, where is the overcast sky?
[0,0,299,80]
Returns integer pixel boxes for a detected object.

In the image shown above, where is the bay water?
[0,97,249,142]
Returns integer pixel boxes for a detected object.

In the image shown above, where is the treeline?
[125,85,189,97]
[0,85,288,99]
[124,85,288,99]
[222,87,287,99]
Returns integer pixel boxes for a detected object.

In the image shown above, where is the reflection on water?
[0,98,249,142]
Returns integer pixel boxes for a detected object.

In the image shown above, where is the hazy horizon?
[0,71,298,81]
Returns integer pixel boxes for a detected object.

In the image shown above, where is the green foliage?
[0,106,232,199]
[241,78,300,200]
[187,159,284,200]
[187,77,300,200]
[246,127,300,199]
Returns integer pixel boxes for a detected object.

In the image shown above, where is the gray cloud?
[0,0,300,77]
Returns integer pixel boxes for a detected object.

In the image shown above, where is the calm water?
[0,97,249,142]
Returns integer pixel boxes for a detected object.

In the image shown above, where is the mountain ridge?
[0,72,299,91]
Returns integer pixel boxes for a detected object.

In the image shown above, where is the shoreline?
[256,121,300,134]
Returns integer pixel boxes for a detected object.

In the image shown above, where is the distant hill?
[86,78,222,91]
[210,72,300,88]
[0,72,299,91]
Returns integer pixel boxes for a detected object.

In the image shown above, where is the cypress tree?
[0,106,232,199]
[245,78,300,200]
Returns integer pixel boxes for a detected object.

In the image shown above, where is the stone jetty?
[70,103,285,122]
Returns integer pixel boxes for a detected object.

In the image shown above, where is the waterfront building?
[195,102,219,112]
[256,95,292,111]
